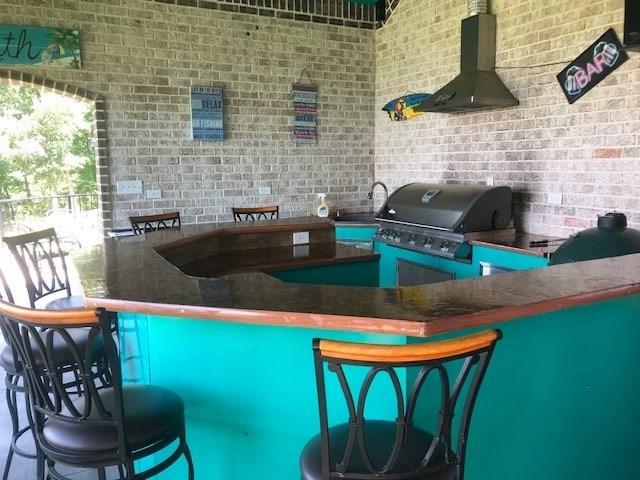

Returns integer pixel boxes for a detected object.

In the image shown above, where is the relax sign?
[0,25,81,69]
[557,29,628,104]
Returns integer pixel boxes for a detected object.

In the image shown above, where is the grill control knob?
[408,235,416,246]
[440,241,450,253]
[423,238,432,249]
[394,234,401,243]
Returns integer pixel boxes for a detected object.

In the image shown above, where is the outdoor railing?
[0,193,99,241]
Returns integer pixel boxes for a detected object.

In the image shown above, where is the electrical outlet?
[486,177,495,186]
[548,192,563,205]
[293,231,309,245]
[116,180,143,195]
[146,189,161,199]
[258,186,271,195]
[293,245,310,258]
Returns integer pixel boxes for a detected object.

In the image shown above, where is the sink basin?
[334,212,377,223]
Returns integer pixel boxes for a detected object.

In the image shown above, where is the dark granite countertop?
[469,233,563,258]
[75,217,640,338]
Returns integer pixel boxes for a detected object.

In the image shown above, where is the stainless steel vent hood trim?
[415,14,518,114]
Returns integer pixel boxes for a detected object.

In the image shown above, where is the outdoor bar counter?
[73,217,640,480]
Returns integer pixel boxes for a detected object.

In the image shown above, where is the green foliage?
[0,84,96,217]
[0,84,40,117]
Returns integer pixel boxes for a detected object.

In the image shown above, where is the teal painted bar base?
[120,295,640,480]
[269,259,379,286]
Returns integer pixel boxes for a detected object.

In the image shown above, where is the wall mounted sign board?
[190,86,224,141]
[0,25,81,68]
[557,28,628,104]
[292,83,318,145]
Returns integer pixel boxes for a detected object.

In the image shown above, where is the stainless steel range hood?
[415,13,518,114]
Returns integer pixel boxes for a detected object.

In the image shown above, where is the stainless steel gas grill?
[374,183,513,260]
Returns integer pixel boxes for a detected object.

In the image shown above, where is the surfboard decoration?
[382,93,431,121]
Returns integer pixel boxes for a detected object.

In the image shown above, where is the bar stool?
[129,211,181,235]
[300,330,501,480]
[232,204,279,221]
[3,228,84,309]
[0,268,41,480]
[0,302,195,480]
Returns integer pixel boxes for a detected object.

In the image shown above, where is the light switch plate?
[293,231,310,245]
[146,189,161,199]
[258,186,271,195]
[486,176,494,186]
[117,180,143,195]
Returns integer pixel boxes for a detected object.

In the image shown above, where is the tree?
[0,84,96,216]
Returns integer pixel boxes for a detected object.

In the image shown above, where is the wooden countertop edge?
[82,297,426,337]
[421,283,640,337]
[84,282,640,338]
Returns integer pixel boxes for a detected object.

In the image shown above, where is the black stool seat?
[300,420,452,480]
[45,295,85,310]
[0,328,101,374]
[43,385,184,456]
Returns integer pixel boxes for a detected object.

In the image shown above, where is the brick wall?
[375,0,640,236]
[0,0,375,227]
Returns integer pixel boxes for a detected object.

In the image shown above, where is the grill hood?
[415,14,518,114]
[375,183,512,233]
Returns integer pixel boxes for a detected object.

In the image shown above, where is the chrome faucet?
[367,181,389,201]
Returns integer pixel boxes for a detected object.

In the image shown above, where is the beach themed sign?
[557,28,628,104]
[293,83,318,145]
[190,86,224,141]
[382,93,431,121]
[0,25,81,69]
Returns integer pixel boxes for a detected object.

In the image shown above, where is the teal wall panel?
[335,225,378,242]
[139,316,406,480]
[269,259,379,286]
[408,295,640,480]
[120,294,640,480]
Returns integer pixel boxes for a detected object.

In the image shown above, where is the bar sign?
[557,28,628,104]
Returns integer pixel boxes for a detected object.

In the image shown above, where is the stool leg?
[182,434,194,480]
[2,374,18,480]
[36,447,45,480]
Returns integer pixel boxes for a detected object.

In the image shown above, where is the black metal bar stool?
[0,268,41,480]
[0,302,195,480]
[129,211,181,235]
[232,204,279,221]
[300,330,501,480]
[3,228,84,309]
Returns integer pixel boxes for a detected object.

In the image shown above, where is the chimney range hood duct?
[415,7,518,114]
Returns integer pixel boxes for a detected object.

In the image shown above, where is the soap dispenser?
[316,193,329,218]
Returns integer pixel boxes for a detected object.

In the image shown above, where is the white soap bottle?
[316,193,329,218]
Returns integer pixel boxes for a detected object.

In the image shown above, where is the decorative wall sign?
[0,25,81,68]
[190,86,224,141]
[382,93,431,121]
[557,28,629,104]
[292,83,318,145]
